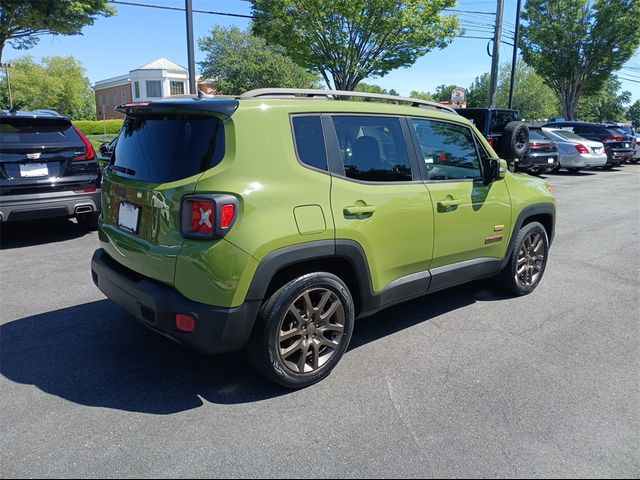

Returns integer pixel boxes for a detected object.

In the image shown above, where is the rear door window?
[411,118,482,180]
[490,111,520,133]
[330,115,413,182]
[113,113,224,183]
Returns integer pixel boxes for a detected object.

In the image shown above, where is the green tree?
[198,26,319,95]
[409,90,435,101]
[431,84,456,102]
[0,55,95,119]
[466,72,489,108]
[0,0,114,62]
[496,61,559,120]
[627,99,640,128]
[520,0,640,120]
[577,76,632,122]
[252,0,459,91]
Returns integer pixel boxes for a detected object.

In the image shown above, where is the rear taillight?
[181,194,239,239]
[603,135,625,142]
[487,137,496,147]
[575,144,590,154]
[529,143,544,149]
[72,126,96,162]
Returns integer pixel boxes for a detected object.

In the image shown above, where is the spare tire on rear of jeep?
[500,121,529,159]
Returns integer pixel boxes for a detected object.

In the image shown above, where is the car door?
[326,114,434,295]
[408,117,512,285]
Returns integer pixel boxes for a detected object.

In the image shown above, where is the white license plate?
[118,202,140,233]
[20,163,48,177]
[548,157,555,163]
[594,148,603,154]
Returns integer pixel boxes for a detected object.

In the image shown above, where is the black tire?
[602,163,614,170]
[76,212,100,230]
[500,121,529,159]
[495,221,549,296]
[246,272,355,389]
[629,158,640,164]
[527,168,542,176]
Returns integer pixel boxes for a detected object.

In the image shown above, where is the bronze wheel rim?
[277,287,346,374]
[515,232,546,287]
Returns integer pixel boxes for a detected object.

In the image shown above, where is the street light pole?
[1,62,13,109]
[508,0,523,109]
[488,0,505,108]
[185,0,197,95]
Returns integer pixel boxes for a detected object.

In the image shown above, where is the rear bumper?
[608,149,634,164]
[91,248,261,355]
[517,152,559,171]
[0,189,101,222]
[558,153,607,169]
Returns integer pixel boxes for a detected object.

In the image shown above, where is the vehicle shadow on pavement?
[0,218,93,250]
[1,285,509,414]
[550,170,598,176]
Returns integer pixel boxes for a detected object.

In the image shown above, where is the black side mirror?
[483,158,500,184]
[99,143,108,155]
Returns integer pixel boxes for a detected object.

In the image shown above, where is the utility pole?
[488,0,505,108]
[185,0,197,95]
[1,62,13,109]
[508,0,522,109]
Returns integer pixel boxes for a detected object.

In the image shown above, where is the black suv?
[541,121,635,168]
[456,108,530,164]
[0,110,101,228]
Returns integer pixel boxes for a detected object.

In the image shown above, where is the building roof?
[133,58,187,72]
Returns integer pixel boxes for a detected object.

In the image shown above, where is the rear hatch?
[100,99,237,286]
[0,115,98,195]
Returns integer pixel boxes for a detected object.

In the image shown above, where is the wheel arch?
[500,203,555,271]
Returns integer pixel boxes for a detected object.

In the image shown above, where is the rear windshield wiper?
[112,165,136,176]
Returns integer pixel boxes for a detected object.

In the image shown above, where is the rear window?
[490,111,520,133]
[113,113,224,183]
[0,118,79,146]
[552,130,583,141]
[458,110,486,133]
[529,130,548,140]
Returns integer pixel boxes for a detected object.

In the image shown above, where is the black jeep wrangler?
[456,108,529,168]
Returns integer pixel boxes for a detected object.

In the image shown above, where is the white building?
[93,58,211,119]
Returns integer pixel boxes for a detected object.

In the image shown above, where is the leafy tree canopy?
[251,0,459,91]
[520,0,640,120]
[627,99,640,129]
[198,26,319,95]
[0,55,95,119]
[0,0,114,62]
[577,75,632,122]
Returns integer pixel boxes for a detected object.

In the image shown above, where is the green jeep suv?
[91,89,556,388]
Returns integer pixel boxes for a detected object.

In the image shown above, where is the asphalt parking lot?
[1,165,639,478]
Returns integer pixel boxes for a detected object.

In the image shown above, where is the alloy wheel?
[515,232,546,287]
[277,288,346,374]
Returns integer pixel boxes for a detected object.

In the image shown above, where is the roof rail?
[239,88,459,115]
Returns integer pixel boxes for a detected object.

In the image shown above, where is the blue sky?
[3,0,639,102]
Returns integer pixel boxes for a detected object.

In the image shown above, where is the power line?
[108,0,253,19]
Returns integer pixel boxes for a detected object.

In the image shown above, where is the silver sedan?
[542,128,608,172]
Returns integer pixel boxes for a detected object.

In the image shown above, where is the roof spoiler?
[116,98,239,119]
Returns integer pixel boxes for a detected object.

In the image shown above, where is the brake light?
[487,137,496,147]
[575,144,590,154]
[220,204,236,229]
[72,126,96,161]
[181,195,239,239]
[529,143,544,149]
[604,135,625,142]
[191,200,215,235]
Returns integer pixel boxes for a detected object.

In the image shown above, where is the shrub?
[73,119,123,135]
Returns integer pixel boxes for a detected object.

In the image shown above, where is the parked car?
[91,90,556,388]
[455,108,530,166]
[97,136,118,171]
[0,109,101,228]
[542,121,634,168]
[514,127,559,175]
[541,128,607,172]
[604,123,638,164]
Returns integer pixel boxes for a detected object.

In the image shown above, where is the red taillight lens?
[604,135,625,142]
[181,195,239,239]
[575,144,590,154]
[487,137,496,147]
[72,126,96,162]
[529,143,544,149]
[220,204,236,229]
[190,200,215,235]
[175,314,196,333]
